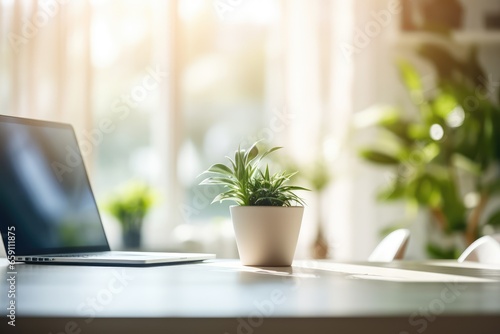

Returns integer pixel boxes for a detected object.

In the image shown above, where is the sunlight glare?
[91,20,118,68]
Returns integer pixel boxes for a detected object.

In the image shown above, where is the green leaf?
[377,180,406,202]
[426,242,458,260]
[421,143,440,163]
[103,181,159,228]
[431,93,457,118]
[244,141,259,164]
[199,177,237,187]
[260,146,282,161]
[282,185,310,192]
[212,195,230,204]
[199,141,307,207]
[359,149,400,165]
[485,209,500,227]
[433,176,467,232]
[353,105,402,128]
[412,175,442,207]
[484,179,500,195]
[207,163,233,175]
[451,154,481,176]
[397,60,422,92]
[407,123,429,140]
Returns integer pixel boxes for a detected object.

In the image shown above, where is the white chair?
[458,235,500,265]
[368,229,410,262]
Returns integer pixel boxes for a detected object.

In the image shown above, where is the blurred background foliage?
[104,181,159,233]
[357,23,500,258]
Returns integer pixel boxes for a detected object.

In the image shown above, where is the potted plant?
[356,34,500,258]
[104,181,158,249]
[199,142,308,266]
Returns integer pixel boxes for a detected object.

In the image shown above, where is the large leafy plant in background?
[358,40,500,258]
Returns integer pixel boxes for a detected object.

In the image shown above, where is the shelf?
[392,31,500,46]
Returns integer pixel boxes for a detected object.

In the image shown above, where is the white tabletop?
[1,259,499,333]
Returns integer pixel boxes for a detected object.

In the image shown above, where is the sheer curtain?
[346,0,421,260]
[265,0,349,259]
[4,2,92,126]
[273,0,409,260]
[265,0,353,259]
[2,0,93,161]
[0,0,179,251]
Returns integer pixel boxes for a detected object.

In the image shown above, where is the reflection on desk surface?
[204,260,500,283]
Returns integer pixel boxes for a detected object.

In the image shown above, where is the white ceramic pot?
[230,206,304,266]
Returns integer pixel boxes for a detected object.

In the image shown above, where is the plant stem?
[465,192,489,246]
[430,207,448,232]
[312,191,328,259]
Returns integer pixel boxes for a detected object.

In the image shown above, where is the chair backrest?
[458,235,500,265]
[368,229,410,262]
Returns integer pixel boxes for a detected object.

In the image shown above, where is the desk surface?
[1,259,500,333]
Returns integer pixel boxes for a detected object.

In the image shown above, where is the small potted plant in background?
[277,155,333,259]
[199,142,308,266]
[104,181,158,249]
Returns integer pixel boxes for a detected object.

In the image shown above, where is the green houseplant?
[357,38,500,258]
[199,141,308,266]
[104,181,158,249]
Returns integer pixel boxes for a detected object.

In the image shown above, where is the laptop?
[0,115,215,266]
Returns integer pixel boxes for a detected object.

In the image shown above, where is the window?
[178,0,280,224]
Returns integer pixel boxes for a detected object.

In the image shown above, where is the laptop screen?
[0,115,109,255]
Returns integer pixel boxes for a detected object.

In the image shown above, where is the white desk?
[1,259,499,333]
